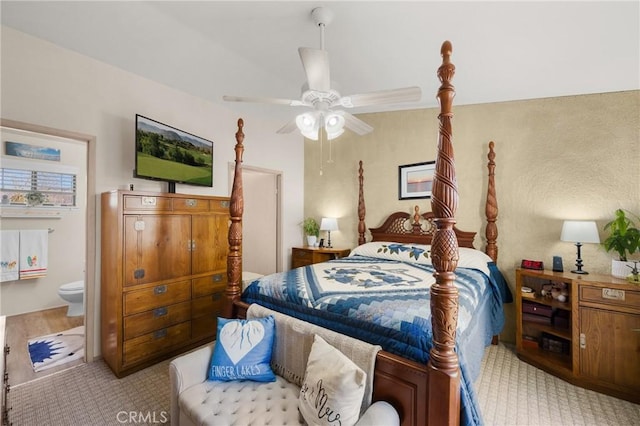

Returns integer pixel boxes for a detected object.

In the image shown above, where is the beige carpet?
[9,359,171,425]
[7,343,639,425]
[476,343,640,425]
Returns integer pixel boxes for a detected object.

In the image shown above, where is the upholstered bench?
[169,304,400,426]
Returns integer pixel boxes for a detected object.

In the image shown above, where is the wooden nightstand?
[291,247,351,269]
[515,268,640,404]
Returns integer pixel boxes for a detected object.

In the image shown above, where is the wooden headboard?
[369,206,477,248]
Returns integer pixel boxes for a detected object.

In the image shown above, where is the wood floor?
[5,306,84,385]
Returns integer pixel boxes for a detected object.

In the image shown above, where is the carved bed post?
[428,41,461,425]
[485,141,498,262]
[411,206,423,234]
[224,119,245,318]
[357,160,367,246]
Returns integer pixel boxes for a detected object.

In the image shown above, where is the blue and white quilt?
[242,242,510,426]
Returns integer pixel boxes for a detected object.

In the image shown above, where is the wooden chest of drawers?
[101,190,230,377]
[291,247,351,269]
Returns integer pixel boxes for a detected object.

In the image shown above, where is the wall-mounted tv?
[135,115,213,191]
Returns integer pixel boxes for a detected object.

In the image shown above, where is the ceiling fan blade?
[223,95,307,107]
[336,86,422,108]
[276,117,299,134]
[338,111,374,136]
[299,47,330,92]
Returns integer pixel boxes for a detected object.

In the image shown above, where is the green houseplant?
[602,209,640,278]
[302,217,320,246]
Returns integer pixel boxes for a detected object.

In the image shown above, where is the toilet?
[58,280,84,317]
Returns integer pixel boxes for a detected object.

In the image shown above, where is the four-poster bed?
[223,41,506,426]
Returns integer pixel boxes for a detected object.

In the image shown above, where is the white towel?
[19,230,48,279]
[1,230,20,282]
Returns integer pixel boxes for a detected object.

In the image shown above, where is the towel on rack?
[19,230,48,279]
[1,230,20,282]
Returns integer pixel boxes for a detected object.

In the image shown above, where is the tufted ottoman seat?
[177,357,302,425]
[170,304,400,426]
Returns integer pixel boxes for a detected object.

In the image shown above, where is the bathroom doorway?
[0,120,96,383]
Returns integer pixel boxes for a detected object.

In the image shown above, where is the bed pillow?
[207,315,276,382]
[350,241,432,264]
[299,334,366,426]
[351,242,493,275]
[458,247,493,275]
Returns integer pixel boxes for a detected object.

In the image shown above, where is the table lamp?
[320,217,338,248]
[560,220,600,274]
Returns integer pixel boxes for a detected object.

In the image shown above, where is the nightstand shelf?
[515,268,640,404]
[521,322,571,341]
[522,294,571,310]
[519,345,573,373]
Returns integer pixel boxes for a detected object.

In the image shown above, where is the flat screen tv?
[135,114,213,190]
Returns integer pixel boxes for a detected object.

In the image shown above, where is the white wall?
[0,26,305,358]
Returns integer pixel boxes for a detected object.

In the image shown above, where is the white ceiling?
[2,1,639,124]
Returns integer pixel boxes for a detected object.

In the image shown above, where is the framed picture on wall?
[398,161,435,200]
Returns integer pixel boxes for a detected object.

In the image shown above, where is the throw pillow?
[299,334,366,426]
[207,315,276,382]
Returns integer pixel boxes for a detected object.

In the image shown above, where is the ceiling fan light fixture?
[223,6,421,141]
[324,112,345,140]
[296,112,320,140]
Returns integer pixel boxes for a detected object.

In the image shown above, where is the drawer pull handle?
[602,288,625,301]
[134,269,145,279]
[154,329,167,339]
[154,285,167,295]
[186,199,197,207]
[154,307,168,317]
[212,274,223,282]
[141,197,156,206]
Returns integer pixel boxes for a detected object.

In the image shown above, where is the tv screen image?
[135,115,213,187]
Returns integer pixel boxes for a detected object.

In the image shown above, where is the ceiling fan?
[223,7,422,140]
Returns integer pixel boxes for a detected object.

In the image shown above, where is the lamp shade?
[320,217,338,232]
[560,220,600,243]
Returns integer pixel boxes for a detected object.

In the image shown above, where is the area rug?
[27,325,84,372]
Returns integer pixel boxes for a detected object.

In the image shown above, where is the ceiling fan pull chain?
[319,129,324,176]
[328,137,334,164]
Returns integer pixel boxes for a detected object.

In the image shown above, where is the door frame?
[1,118,97,362]
[228,163,283,273]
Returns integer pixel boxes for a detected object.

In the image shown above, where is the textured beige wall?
[305,90,640,341]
